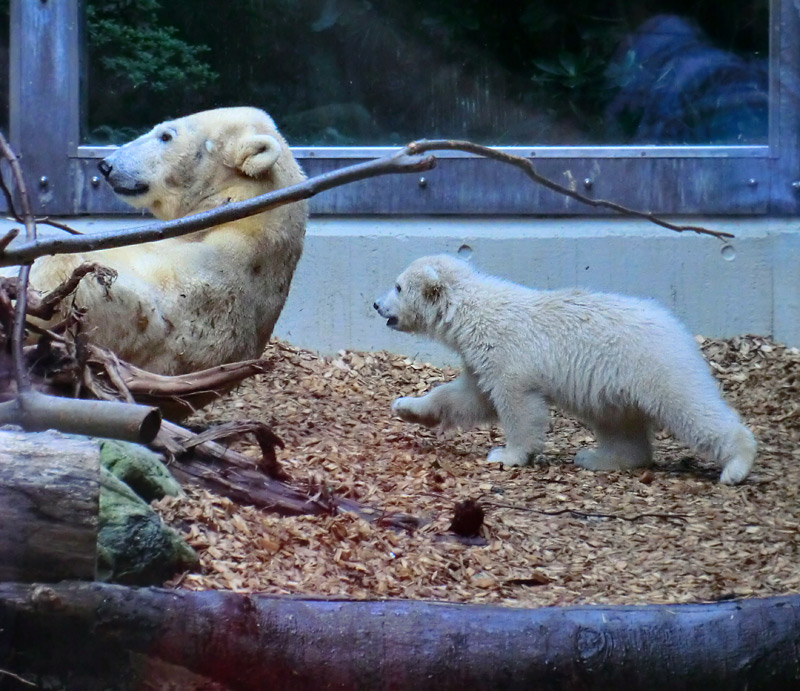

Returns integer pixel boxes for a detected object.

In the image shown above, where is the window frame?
[9,0,800,217]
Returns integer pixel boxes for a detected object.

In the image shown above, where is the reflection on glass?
[0,0,9,136]
[84,0,769,146]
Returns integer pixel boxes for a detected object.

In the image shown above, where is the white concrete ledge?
[279,216,799,364]
[4,216,798,365]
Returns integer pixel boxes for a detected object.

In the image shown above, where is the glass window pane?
[0,0,9,137]
[84,0,769,146]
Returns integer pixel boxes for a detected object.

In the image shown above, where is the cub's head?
[97,106,304,220]
[373,254,473,335]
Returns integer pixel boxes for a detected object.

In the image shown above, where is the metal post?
[9,0,83,215]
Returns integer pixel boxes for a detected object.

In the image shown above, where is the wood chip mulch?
[154,335,800,607]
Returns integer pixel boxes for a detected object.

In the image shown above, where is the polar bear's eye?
[395,283,402,293]
[159,130,174,143]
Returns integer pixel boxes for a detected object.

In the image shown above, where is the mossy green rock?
[98,468,198,585]
[99,439,182,501]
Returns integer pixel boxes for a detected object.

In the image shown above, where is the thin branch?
[0,138,163,444]
[22,262,116,320]
[482,498,689,523]
[35,217,83,235]
[0,133,37,393]
[0,667,36,687]
[407,140,734,240]
[0,140,732,268]
[0,135,730,445]
[0,150,437,266]
[0,164,17,218]
[0,226,18,253]
[0,163,81,235]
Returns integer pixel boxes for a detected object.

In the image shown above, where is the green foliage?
[84,0,770,145]
[86,0,217,141]
[89,19,215,92]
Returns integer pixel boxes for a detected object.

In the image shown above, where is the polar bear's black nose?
[373,302,379,311]
[97,159,112,178]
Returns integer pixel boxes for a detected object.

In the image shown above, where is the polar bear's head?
[98,107,298,221]
[374,254,473,334]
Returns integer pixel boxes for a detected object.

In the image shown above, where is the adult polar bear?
[374,255,756,485]
[29,107,307,375]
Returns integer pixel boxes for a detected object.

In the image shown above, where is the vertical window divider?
[10,0,83,216]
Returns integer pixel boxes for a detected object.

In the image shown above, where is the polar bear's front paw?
[487,446,530,467]
[720,457,751,485]
[391,397,441,428]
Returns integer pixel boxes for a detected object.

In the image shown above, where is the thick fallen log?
[0,429,98,582]
[0,430,202,586]
[1,582,799,690]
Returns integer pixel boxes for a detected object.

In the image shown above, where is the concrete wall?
[275,217,800,365]
[4,216,798,366]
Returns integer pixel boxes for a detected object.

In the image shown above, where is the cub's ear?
[421,265,445,302]
[229,134,282,177]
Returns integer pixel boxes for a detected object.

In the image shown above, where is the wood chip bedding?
[155,335,800,607]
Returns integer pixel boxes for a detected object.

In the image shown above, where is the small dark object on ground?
[449,498,484,537]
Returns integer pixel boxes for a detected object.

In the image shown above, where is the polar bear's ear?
[230,134,282,177]
[421,265,445,302]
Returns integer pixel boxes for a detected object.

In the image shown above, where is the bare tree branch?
[482,497,690,523]
[0,150,437,266]
[0,667,36,687]
[0,135,731,444]
[35,217,83,235]
[0,133,37,393]
[407,140,734,240]
[0,160,82,235]
[19,262,117,321]
[0,140,732,268]
[0,227,18,253]
[0,134,162,444]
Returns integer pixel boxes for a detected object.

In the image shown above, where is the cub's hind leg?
[574,414,653,472]
[488,388,550,467]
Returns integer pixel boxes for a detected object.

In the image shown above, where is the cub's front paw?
[391,397,441,428]
[487,446,530,467]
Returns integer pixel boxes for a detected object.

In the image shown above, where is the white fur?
[374,254,756,485]
[28,107,308,375]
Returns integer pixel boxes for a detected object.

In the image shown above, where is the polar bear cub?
[374,254,756,485]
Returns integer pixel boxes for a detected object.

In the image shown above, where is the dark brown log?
[1,582,799,690]
[157,420,420,530]
[0,430,98,582]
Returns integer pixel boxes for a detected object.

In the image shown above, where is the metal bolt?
[418,177,428,189]
[583,178,593,190]
[747,178,758,187]
[91,176,101,188]
[39,176,48,189]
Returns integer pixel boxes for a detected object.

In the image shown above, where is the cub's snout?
[373,294,400,328]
